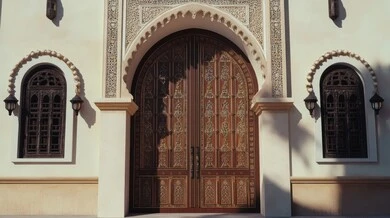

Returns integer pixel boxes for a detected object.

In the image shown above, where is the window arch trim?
[311,59,378,163]
[9,57,81,164]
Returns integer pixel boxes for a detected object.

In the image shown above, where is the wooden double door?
[131,29,259,212]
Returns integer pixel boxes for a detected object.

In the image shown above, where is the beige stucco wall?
[0,179,98,215]
[0,0,103,177]
[289,0,390,177]
[291,178,390,216]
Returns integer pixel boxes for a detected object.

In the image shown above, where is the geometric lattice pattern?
[320,65,367,158]
[20,65,66,158]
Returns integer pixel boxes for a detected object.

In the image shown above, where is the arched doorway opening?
[130,29,259,213]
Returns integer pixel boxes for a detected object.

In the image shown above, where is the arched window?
[320,65,367,158]
[19,65,66,158]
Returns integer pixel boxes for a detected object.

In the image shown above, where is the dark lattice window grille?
[19,65,66,158]
[320,65,367,158]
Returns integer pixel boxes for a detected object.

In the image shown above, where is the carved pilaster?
[269,0,286,97]
[104,0,123,98]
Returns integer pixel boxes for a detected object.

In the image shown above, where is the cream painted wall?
[288,0,390,176]
[0,0,104,177]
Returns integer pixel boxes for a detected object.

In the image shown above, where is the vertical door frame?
[130,29,260,212]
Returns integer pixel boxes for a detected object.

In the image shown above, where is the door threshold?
[128,213,263,218]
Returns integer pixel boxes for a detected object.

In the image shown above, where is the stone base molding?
[292,177,390,216]
[0,178,98,215]
[0,177,98,184]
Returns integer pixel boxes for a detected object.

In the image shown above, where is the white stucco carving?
[7,50,82,96]
[122,2,266,87]
[306,50,378,93]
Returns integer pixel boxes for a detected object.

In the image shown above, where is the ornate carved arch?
[306,50,378,93]
[123,2,266,88]
[7,50,83,96]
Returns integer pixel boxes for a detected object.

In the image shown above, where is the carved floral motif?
[122,2,267,86]
[104,0,285,102]
[127,1,263,47]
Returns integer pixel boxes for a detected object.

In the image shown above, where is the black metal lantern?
[328,0,339,20]
[4,95,18,116]
[369,92,384,115]
[46,0,57,20]
[70,94,83,116]
[304,92,318,116]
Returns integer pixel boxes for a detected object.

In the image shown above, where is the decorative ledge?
[251,98,294,115]
[0,177,98,184]
[291,177,390,184]
[95,98,138,115]
[12,158,73,164]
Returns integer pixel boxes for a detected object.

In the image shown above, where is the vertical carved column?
[268,0,287,97]
[104,0,123,98]
[95,99,138,217]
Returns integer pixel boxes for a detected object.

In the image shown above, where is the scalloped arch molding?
[306,50,378,93]
[123,2,266,84]
[7,50,82,96]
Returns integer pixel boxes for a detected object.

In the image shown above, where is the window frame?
[320,65,368,158]
[313,61,378,163]
[19,65,67,158]
[10,60,77,164]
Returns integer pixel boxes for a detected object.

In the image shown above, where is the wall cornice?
[95,98,138,115]
[251,98,294,115]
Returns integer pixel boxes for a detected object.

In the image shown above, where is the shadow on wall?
[76,66,96,128]
[292,64,390,216]
[338,63,390,216]
[333,0,347,28]
[0,0,2,28]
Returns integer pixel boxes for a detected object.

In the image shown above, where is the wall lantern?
[70,95,83,116]
[4,95,18,116]
[328,0,339,20]
[304,92,318,116]
[46,0,57,20]
[370,92,384,115]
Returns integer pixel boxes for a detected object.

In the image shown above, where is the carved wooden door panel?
[131,30,259,212]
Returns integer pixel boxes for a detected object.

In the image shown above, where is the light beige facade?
[1,0,390,217]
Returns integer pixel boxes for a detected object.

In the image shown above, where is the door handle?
[196,147,200,178]
[191,147,194,179]
[191,147,200,179]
